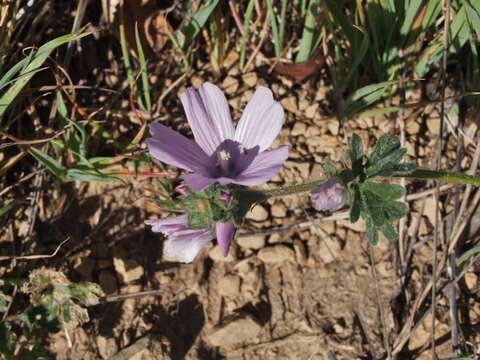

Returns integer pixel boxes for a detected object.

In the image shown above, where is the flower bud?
[310,177,346,212]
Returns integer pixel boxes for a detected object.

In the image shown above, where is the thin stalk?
[262,168,480,200]
[239,0,255,70]
[432,2,450,358]
[266,0,281,58]
[263,179,325,198]
[278,0,288,53]
[405,169,480,186]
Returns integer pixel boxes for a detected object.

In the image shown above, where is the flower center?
[218,149,231,162]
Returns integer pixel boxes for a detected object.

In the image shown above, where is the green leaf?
[239,0,256,70]
[135,22,152,112]
[349,133,363,163]
[381,222,397,241]
[350,185,361,223]
[266,0,281,58]
[464,0,480,39]
[344,80,397,117]
[456,244,480,266]
[365,217,378,245]
[390,162,416,176]
[384,201,408,220]
[361,182,405,200]
[296,0,321,62]
[361,188,386,227]
[366,147,407,178]
[173,0,219,50]
[0,29,90,119]
[66,168,117,182]
[0,293,7,313]
[29,147,67,181]
[0,201,19,218]
[368,134,400,165]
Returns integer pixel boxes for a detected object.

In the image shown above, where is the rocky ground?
[3,69,476,359]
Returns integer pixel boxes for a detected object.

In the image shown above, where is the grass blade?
[296,0,321,63]
[135,22,152,112]
[266,0,281,58]
[239,0,255,70]
[0,29,90,119]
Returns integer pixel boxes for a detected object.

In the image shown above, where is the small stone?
[281,96,298,114]
[465,272,477,291]
[268,233,283,244]
[305,104,319,119]
[209,245,236,262]
[218,275,241,297]
[206,313,263,348]
[246,204,269,222]
[406,120,420,135]
[426,118,440,135]
[258,245,295,263]
[271,202,287,218]
[305,125,321,137]
[424,196,439,225]
[234,259,253,276]
[191,76,203,88]
[291,122,307,136]
[317,236,341,264]
[237,235,266,250]
[99,271,117,294]
[113,257,144,284]
[327,120,340,135]
[222,76,239,94]
[97,336,118,359]
[242,72,258,87]
[293,240,308,263]
[338,219,366,232]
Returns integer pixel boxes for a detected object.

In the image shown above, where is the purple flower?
[146,83,289,191]
[146,214,235,263]
[310,177,347,212]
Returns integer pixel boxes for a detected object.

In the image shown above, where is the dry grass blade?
[0,237,69,261]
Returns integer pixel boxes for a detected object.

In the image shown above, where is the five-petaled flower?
[145,82,289,263]
[146,82,289,191]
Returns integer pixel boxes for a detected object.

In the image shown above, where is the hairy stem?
[263,179,325,198]
[404,169,480,186]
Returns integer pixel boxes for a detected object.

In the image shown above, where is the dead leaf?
[274,48,325,82]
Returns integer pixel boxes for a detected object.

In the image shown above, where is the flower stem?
[261,168,480,199]
[403,169,480,186]
[263,179,325,198]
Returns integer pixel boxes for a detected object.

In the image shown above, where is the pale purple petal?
[232,145,290,186]
[147,122,211,174]
[164,228,213,263]
[182,173,217,191]
[215,220,236,256]
[180,83,235,156]
[145,214,188,234]
[234,87,285,151]
[310,177,347,212]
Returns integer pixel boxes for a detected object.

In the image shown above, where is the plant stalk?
[261,168,480,199]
